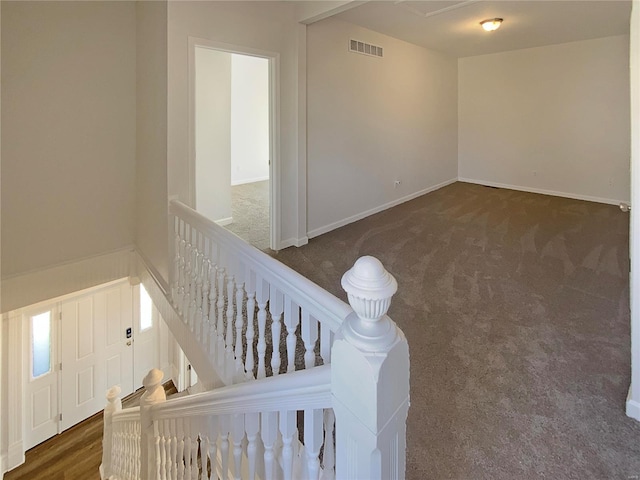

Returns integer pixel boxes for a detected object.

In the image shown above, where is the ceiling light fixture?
[480,18,503,32]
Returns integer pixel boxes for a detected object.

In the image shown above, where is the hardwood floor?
[5,382,177,480]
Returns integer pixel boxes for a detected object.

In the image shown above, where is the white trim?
[230,175,269,186]
[629,0,640,422]
[278,236,309,250]
[6,311,23,473]
[297,23,309,246]
[187,37,281,252]
[308,178,457,239]
[628,386,640,421]
[7,441,24,473]
[458,177,627,205]
[215,217,233,227]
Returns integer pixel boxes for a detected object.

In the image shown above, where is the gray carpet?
[272,182,640,479]
[225,180,270,251]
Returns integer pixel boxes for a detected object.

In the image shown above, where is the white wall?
[306,18,458,236]
[167,1,306,248]
[231,54,270,186]
[459,35,631,204]
[1,1,137,279]
[628,1,640,422]
[195,48,232,223]
[136,0,169,287]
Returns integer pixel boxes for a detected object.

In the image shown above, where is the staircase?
[100,200,410,480]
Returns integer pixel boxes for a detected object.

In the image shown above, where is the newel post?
[332,256,410,480]
[100,385,122,480]
[140,369,166,480]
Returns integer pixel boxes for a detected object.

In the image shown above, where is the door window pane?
[32,311,51,378]
[140,285,153,331]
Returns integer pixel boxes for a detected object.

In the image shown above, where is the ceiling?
[333,1,632,58]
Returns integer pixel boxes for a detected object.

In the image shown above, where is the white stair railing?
[109,407,142,480]
[103,200,410,479]
[168,200,353,386]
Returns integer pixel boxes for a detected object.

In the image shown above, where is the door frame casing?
[187,36,281,251]
[21,303,60,451]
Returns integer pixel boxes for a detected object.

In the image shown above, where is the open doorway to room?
[191,40,276,251]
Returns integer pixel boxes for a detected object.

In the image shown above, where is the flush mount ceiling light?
[480,18,503,32]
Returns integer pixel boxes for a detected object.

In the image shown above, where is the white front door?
[23,307,59,450]
[59,282,134,430]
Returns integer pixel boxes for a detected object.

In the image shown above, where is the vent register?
[349,39,383,58]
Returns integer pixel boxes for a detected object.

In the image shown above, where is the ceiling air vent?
[349,39,383,58]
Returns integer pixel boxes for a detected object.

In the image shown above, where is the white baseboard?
[278,236,309,250]
[458,177,628,206]
[215,217,233,227]
[627,387,640,422]
[307,178,458,239]
[231,175,269,186]
[1,246,135,314]
[7,441,24,473]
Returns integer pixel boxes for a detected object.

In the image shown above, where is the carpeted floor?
[225,180,270,251]
[272,181,640,479]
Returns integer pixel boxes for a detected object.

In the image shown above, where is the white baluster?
[194,251,204,342]
[284,298,300,373]
[184,420,193,480]
[301,311,318,369]
[279,410,296,480]
[208,265,218,358]
[172,217,181,303]
[206,416,219,480]
[219,415,231,479]
[188,247,198,331]
[190,429,198,480]
[304,409,323,480]
[154,423,163,480]
[177,418,185,480]
[245,412,260,480]
[216,268,226,368]
[201,259,211,347]
[256,277,269,379]
[163,420,172,480]
[171,418,179,480]
[269,286,284,376]
[231,413,245,480]
[177,235,187,312]
[225,273,236,376]
[234,281,246,379]
[323,409,336,479]
[261,411,278,480]
[200,435,210,480]
[182,240,192,320]
[244,289,256,379]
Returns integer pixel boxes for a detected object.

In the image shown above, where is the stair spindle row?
[153,407,336,480]
[171,216,335,385]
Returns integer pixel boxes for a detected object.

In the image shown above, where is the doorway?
[190,38,278,251]
[22,280,160,450]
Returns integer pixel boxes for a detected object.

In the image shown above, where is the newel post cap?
[340,256,399,351]
[142,368,164,389]
[341,256,397,321]
[106,385,121,403]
